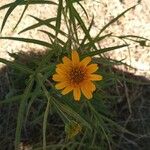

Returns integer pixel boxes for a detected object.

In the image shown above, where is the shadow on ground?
[0,51,150,150]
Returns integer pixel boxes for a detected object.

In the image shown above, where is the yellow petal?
[62,86,73,95]
[63,56,71,64]
[87,81,96,92]
[56,67,66,74]
[56,63,71,74]
[86,64,98,73]
[80,57,91,66]
[73,88,81,101]
[90,74,103,81]
[56,63,68,70]
[72,50,79,64]
[91,83,96,92]
[56,63,64,68]
[52,74,65,81]
[81,86,92,99]
[55,82,68,90]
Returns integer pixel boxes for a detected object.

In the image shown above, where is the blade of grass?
[25,84,42,124]
[67,0,80,45]
[0,58,33,74]
[99,5,137,34]
[116,35,150,46]
[118,35,150,41]
[19,15,67,37]
[83,33,112,50]
[79,16,94,49]
[94,57,135,69]
[54,98,92,130]
[0,0,57,10]
[55,0,63,37]
[36,74,65,150]
[76,1,88,19]
[34,51,55,74]
[43,97,50,150]
[87,101,138,137]
[70,3,98,50]
[37,73,70,121]
[0,95,22,105]
[19,16,56,34]
[98,124,112,150]
[0,37,52,48]
[40,63,55,73]
[117,76,150,85]
[13,0,29,30]
[39,30,65,45]
[42,64,56,80]
[0,0,23,32]
[15,75,34,149]
[82,44,129,57]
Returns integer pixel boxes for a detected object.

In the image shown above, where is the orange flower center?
[69,67,86,84]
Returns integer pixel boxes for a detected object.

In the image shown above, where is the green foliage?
[0,1,149,150]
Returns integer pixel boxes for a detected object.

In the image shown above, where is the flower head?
[52,50,103,101]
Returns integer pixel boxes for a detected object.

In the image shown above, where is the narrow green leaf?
[66,0,80,45]
[71,5,98,50]
[13,1,29,30]
[0,95,22,105]
[118,35,150,41]
[19,15,66,37]
[15,75,34,149]
[116,34,150,46]
[100,113,138,137]
[94,57,135,69]
[42,64,56,80]
[79,16,94,49]
[98,124,112,150]
[0,0,57,10]
[35,51,55,74]
[76,1,88,19]
[83,44,129,57]
[39,30,65,45]
[19,16,56,33]
[36,74,55,150]
[117,76,150,85]
[25,84,42,124]
[100,5,137,34]
[1,0,23,32]
[0,58,33,74]
[87,102,138,137]
[40,63,55,73]
[0,37,52,48]
[55,100,92,130]
[43,98,50,150]
[55,0,63,36]
[72,0,83,3]
[83,33,112,50]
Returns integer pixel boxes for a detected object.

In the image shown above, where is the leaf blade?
[0,58,33,74]
[15,75,34,149]
[0,36,52,48]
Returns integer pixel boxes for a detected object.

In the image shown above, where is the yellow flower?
[52,50,103,101]
[65,121,82,139]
